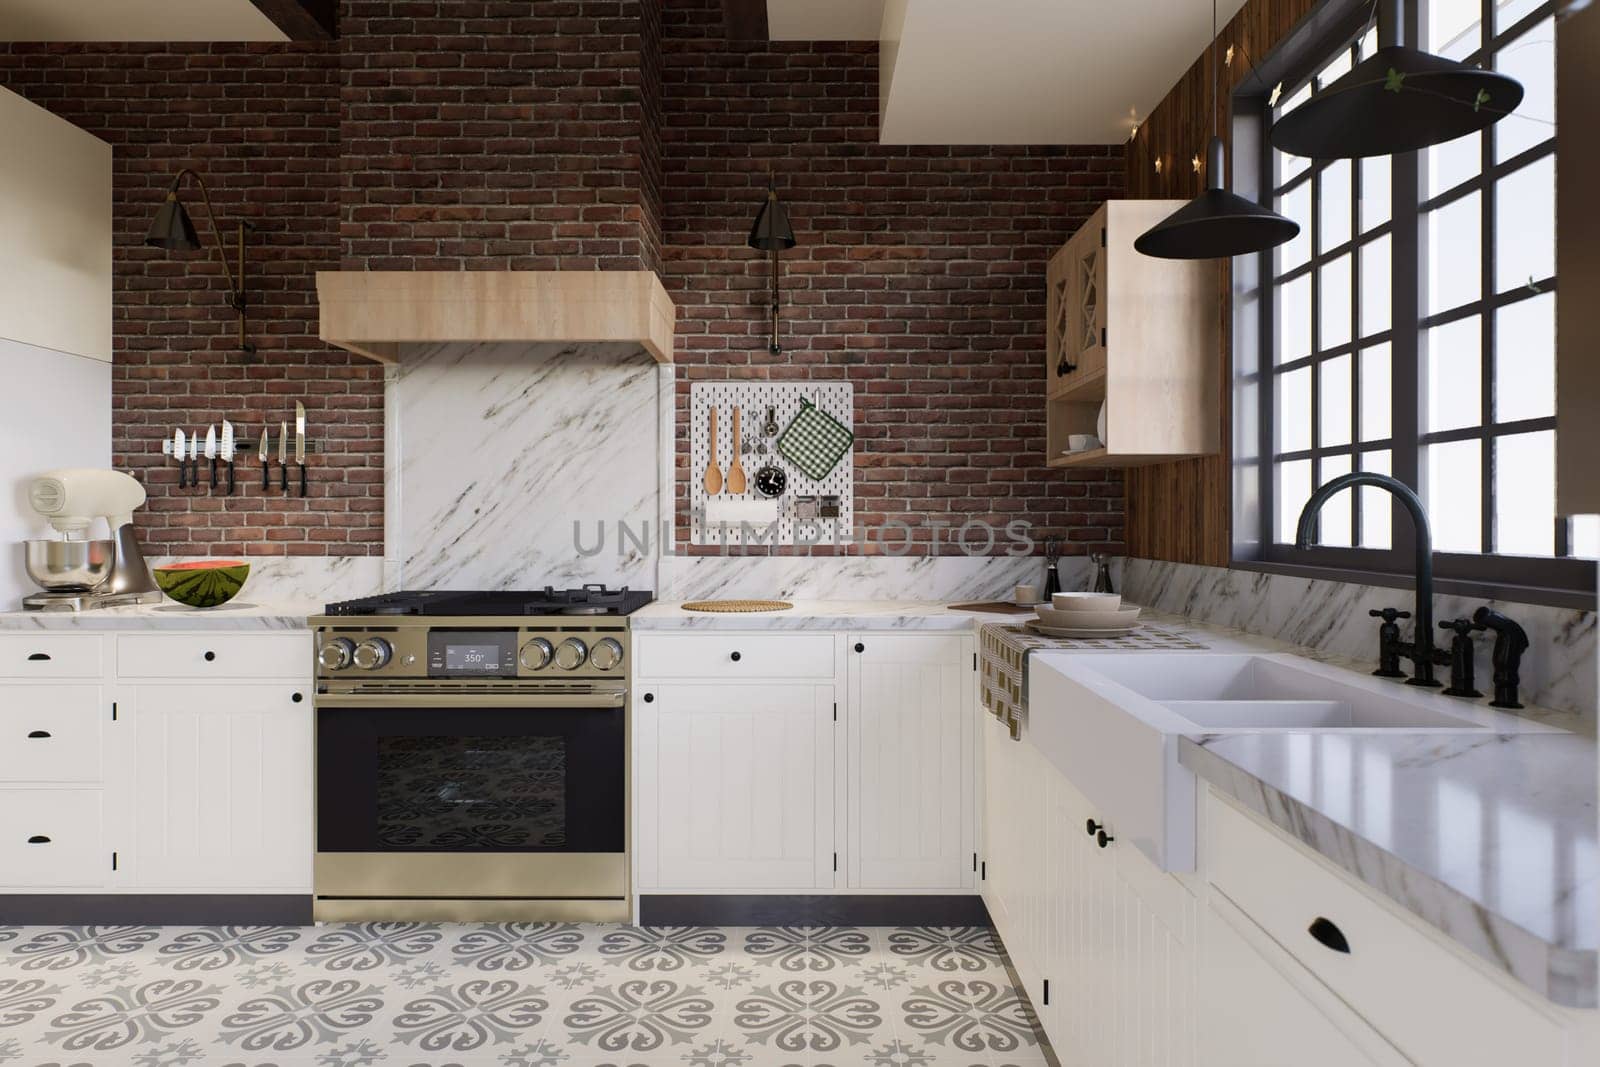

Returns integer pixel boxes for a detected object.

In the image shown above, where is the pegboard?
[689,382,854,546]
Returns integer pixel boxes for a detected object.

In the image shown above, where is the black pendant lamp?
[748,176,797,355]
[1135,0,1299,260]
[145,168,257,357]
[1272,0,1521,159]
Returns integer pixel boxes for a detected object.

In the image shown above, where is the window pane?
[1320,254,1352,350]
[1276,458,1312,543]
[1316,48,1353,89]
[1425,315,1483,433]
[1427,132,1481,199]
[1495,292,1555,423]
[1276,181,1312,273]
[1320,160,1352,251]
[1277,273,1311,365]
[1495,155,1554,293]
[1359,450,1393,549]
[1360,155,1391,233]
[1360,344,1392,442]
[1277,367,1312,453]
[1360,235,1391,338]
[1320,354,1353,448]
[1572,516,1600,560]
[1495,431,1555,556]
[1275,84,1313,185]
[1426,191,1481,314]
[1426,438,1483,554]
[1429,0,1482,57]
[1358,24,1379,59]
[1494,16,1555,162]
[1317,454,1355,548]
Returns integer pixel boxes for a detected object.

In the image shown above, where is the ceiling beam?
[722,0,768,41]
[245,0,334,40]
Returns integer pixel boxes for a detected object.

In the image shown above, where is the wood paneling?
[1556,2,1599,516]
[1121,0,1320,566]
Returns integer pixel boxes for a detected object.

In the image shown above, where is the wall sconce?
[144,168,257,358]
[747,176,797,355]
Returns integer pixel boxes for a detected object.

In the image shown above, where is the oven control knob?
[520,637,554,671]
[352,637,393,671]
[590,638,624,671]
[318,637,356,672]
[554,637,589,671]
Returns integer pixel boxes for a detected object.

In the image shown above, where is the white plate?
[1051,591,1122,612]
[1027,621,1139,639]
[1036,605,1141,629]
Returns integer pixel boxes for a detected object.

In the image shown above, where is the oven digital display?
[445,644,501,671]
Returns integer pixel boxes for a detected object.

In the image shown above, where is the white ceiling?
[770,0,1247,145]
[0,0,287,42]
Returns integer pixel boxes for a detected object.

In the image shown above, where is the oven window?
[376,735,568,849]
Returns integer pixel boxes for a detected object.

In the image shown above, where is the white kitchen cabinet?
[845,633,974,890]
[0,787,107,888]
[0,684,105,782]
[128,683,313,890]
[636,682,836,891]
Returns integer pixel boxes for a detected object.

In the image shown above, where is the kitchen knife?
[294,401,307,498]
[188,430,200,491]
[259,426,270,490]
[279,420,289,492]
[204,425,218,490]
[221,420,236,496]
[174,428,187,489]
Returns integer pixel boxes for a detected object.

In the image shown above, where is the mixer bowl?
[25,539,115,592]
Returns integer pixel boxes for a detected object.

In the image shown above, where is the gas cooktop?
[323,585,654,618]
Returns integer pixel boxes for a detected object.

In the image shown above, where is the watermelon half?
[153,560,251,608]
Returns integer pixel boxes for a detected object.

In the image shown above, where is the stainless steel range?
[310,586,650,922]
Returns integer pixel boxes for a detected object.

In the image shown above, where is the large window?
[1244,0,1593,600]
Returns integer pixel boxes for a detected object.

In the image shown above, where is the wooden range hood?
[316,270,676,364]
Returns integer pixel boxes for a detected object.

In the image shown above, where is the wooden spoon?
[703,405,723,496]
[727,407,747,494]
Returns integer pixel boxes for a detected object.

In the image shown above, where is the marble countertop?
[631,599,1038,630]
[0,600,319,631]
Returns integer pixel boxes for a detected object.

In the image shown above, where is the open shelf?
[1047,365,1107,403]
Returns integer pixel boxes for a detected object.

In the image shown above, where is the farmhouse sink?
[1027,652,1554,872]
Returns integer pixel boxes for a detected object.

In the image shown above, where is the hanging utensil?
[221,420,236,496]
[762,405,779,436]
[259,426,270,490]
[278,420,289,493]
[204,425,218,490]
[702,406,723,497]
[173,428,187,489]
[295,401,307,498]
[188,430,199,491]
[727,408,748,495]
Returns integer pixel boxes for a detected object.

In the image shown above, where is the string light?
[1192,154,1203,173]
[1225,44,1235,67]
[1268,80,1284,107]
[1155,157,1164,175]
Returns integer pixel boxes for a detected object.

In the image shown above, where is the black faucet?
[1473,606,1528,709]
[1295,472,1440,688]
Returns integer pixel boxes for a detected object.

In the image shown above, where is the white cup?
[1014,583,1039,606]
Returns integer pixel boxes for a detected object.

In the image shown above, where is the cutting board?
[948,601,1035,614]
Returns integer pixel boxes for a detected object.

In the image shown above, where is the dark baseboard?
[0,894,313,925]
[639,894,991,926]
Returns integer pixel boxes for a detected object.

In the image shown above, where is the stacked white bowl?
[1033,591,1141,634]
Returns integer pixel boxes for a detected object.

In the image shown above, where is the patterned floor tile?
[0,923,1048,1067]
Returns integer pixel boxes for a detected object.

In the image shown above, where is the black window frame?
[1232,0,1593,610]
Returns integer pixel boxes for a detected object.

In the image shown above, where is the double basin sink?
[1028,652,1556,871]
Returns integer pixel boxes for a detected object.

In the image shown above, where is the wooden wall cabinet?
[1045,200,1221,468]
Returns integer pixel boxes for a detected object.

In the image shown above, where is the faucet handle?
[1369,607,1411,622]
[1438,617,1478,637]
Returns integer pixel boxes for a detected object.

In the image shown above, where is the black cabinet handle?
[291,692,303,703]
[203,651,216,662]
[854,642,865,653]
[1086,819,1104,837]
[26,730,51,739]
[1096,830,1114,849]
[27,835,50,844]
[643,692,655,703]
[730,651,742,662]
[26,652,50,661]
[1308,917,1351,954]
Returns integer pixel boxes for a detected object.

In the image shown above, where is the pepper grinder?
[1089,552,1115,594]
[1043,537,1062,598]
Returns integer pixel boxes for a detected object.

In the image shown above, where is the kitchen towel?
[775,398,855,480]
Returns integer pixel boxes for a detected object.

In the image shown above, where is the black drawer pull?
[1086,819,1104,837]
[643,692,655,703]
[203,651,217,662]
[730,651,742,662]
[291,692,304,703]
[1096,829,1114,849]
[1308,917,1351,954]
[26,652,50,661]
[854,642,865,653]
[26,730,51,739]
[27,835,50,844]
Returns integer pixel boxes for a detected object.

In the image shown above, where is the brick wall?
[663,1,1126,555]
[0,43,385,558]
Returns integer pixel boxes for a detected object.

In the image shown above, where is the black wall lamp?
[747,176,797,355]
[145,168,257,358]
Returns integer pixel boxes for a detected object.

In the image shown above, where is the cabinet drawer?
[0,788,105,887]
[116,633,309,679]
[1207,793,1566,1066]
[636,634,835,680]
[0,685,104,782]
[0,634,103,678]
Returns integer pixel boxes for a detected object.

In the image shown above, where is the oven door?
[315,687,625,905]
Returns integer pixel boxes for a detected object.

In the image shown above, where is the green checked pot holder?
[776,398,855,481]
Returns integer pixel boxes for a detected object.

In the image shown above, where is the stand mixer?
[23,469,162,611]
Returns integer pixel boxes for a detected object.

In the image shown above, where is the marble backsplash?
[658,553,1098,602]
[148,555,384,605]
[1121,558,1596,722]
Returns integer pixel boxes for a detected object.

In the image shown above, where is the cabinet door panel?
[131,685,311,890]
[848,634,970,890]
[641,683,834,891]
